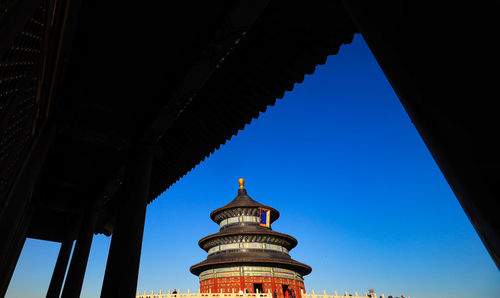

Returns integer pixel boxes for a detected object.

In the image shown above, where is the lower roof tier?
[190,253,312,276]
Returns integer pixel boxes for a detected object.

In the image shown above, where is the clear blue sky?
[7,34,500,298]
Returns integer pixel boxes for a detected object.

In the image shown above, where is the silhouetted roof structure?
[1,0,357,242]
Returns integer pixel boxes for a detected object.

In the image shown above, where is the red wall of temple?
[200,277,305,298]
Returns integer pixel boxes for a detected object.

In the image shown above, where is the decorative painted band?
[219,216,260,228]
[208,242,289,255]
[199,266,303,282]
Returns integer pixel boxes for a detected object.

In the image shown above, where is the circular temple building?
[190,179,311,297]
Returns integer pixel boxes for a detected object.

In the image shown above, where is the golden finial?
[238,178,245,189]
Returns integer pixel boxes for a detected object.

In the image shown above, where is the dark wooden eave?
[24,0,356,242]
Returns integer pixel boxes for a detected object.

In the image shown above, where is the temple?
[191,179,311,296]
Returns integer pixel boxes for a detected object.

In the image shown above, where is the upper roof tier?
[210,179,280,225]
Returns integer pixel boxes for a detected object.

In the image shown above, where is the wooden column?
[61,208,98,298]
[0,204,33,297]
[46,240,74,298]
[100,144,154,298]
[0,124,54,296]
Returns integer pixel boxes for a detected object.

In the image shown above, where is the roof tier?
[210,188,280,224]
[198,226,298,251]
[190,254,312,276]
